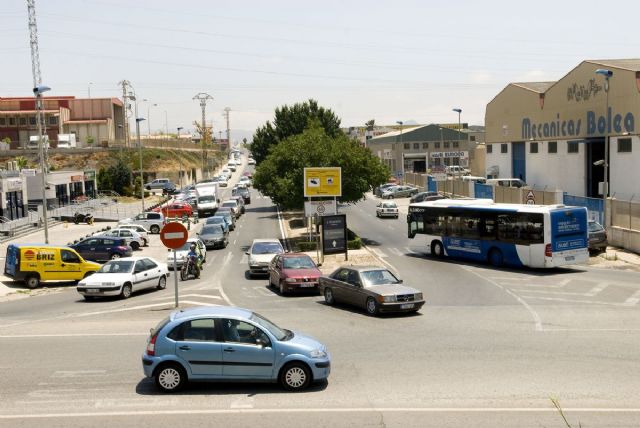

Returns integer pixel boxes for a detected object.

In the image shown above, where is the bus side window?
[497,214,516,242]
[446,215,461,237]
[480,217,496,239]
[460,215,480,240]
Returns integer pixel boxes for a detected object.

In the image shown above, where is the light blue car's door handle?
[179,345,191,350]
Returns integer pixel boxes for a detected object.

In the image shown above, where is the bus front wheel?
[489,248,504,267]
[431,241,444,257]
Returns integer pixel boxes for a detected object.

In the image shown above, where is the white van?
[486,178,526,188]
[57,134,77,149]
[445,165,470,176]
[462,175,486,184]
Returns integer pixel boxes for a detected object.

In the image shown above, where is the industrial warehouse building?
[485,59,639,199]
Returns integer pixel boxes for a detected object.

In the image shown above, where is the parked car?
[268,253,322,295]
[220,199,241,218]
[145,178,174,190]
[97,228,145,250]
[116,224,150,245]
[166,238,206,269]
[153,201,193,219]
[141,306,331,392]
[119,212,165,234]
[376,201,399,218]
[198,224,229,249]
[319,266,425,315]
[374,183,397,197]
[214,209,236,231]
[588,220,608,254]
[247,157,256,165]
[381,185,418,199]
[239,176,252,187]
[445,165,470,176]
[232,186,251,204]
[70,237,132,262]
[246,239,285,277]
[77,257,169,300]
[410,191,445,203]
[486,178,527,188]
[205,215,230,233]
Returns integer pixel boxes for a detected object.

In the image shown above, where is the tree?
[250,99,341,165]
[253,123,390,209]
[365,119,375,130]
[97,158,132,195]
[14,156,28,170]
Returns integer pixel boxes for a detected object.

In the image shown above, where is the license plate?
[400,303,414,309]
[87,289,99,293]
[565,256,575,261]
[299,283,316,288]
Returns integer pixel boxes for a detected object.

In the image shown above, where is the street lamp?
[33,84,51,243]
[595,68,613,226]
[177,127,184,187]
[452,108,462,198]
[396,121,404,182]
[136,117,146,211]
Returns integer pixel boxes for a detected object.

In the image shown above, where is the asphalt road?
[1,167,640,427]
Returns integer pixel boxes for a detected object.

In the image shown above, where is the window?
[148,213,161,219]
[19,117,27,126]
[470,136,476,142]
[134,260,147,273]
[60,249,81,263]
[618,138,632,153]
[434,142,440,149]
[8,117,16,126]
[333,268,350,282]
[29,116,37,126]
[103,239,116,245]
[222,319,266,345]
[497,213,544,244]
[403,143,410,149]
[501,143,508,153]
[460,215,481,240]
[48,116,58,126]
[567,141,579,153]
[173,318,217,342]
[413,143,419,149]
[530,142,538,153]
[444,142,450,148]
[453,141,459,148]
[487,144,493,153]
[422,142,429,149]
[0,117,5,126]
[548,141,557,153]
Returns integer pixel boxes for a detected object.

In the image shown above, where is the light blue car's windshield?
[250,313,287,341]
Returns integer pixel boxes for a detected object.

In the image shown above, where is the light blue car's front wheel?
[279,362,311,391]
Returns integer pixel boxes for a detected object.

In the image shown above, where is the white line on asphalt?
[404,247,418,255]
[240,254,248,264]
[276,204,290,252]
[624,289,640,306]
[150,294,221,301]
[0,333,147,338]
[369,247,387,258]
[253,286,276,297]
[461,266,544,332]
[4,407,640,419]
[51,370,107,378]
[233,239,237,245]
[388,247,403,256]
[518,295,623,306]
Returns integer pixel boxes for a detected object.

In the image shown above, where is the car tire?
[279,280,287,296]
[130,241,140,251]
[25,274,40,289]
[279,362,311,391]
[120,283,132,299]
[324,288,335,305]
[110,253,121,260]
[157,275,167,290]
[376,212,379,218]
[366,297,379,316]
[155,363,186,393]
[150,225,160,234]
[488,248,504,267]
[389,195,394,199]
[83,295,94,301]
[431,241,444,258]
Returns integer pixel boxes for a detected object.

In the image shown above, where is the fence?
[563,194,604,224]
[474,183,493,199]
[611,198,640,231]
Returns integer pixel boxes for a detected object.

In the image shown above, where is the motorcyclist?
[186,244,201,278]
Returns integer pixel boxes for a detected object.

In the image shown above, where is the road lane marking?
[388,247,403,257]
[623,289,640,306]
[461,266,543,332]
[51,370,107,378]
[240,254,248,264]
[0,333,147,338]
[230,396,255,409]
[369,247,387,258]
[518,295,624,306]
[276,204,290,251]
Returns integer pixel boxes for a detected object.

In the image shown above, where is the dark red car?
[268,253,322,295]
[152,201,193,218]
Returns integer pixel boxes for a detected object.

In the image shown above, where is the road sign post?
[160,222,189,308]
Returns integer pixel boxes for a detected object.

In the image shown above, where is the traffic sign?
[304,167,342,197]
[160,222,188,249]
[525,190,536,205]
[304,200,337,217]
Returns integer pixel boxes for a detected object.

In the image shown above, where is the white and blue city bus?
[407,199,589,268]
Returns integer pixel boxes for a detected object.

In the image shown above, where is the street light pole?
[147,102,157,140]
[34,84,50,243]
[136,117,146,212]
[595,68,613,226]
[396,120,404,182]
[177,126,184,187]
[453,108,462,198]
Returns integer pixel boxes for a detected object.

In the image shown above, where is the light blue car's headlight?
[310,349,327,358]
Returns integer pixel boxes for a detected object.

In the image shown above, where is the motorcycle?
[73,212,94,225]
[180,255,200,281]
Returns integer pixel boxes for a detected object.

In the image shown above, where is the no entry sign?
[160,222,188,249]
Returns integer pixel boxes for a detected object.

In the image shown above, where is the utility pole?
[192,93,213,176]
[223,107,231,151]
[118,80,131,147]
[27,0,50,244]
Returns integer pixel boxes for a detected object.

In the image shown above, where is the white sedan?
[95,228,146,250]
[77,257,169,300]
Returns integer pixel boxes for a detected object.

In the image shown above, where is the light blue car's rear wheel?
[155,363,186,392]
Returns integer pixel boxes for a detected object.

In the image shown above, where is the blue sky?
[3,0,638,140]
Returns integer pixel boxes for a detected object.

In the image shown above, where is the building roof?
[585,59,640,72]
[510,82,555,93]
[369,124,468,144]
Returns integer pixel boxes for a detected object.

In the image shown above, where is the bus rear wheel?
[489,248,504,267]
[431,241,444,257]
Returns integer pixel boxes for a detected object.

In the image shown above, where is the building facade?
[0,96,125,149]
[485,59,640,198]
[26,170,97,209]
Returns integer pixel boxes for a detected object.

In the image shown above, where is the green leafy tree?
[14,156,28,170]
[250,99,341,165]
[97,159,132,195]
[253,123,389,209]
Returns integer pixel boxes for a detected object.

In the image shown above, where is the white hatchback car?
[77,257,169,300]
[376,201,399,218]
[97,228,146,251]
[114,224,150,245]
[246,238,285,277]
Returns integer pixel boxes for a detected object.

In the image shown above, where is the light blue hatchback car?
[142,306,331,392]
